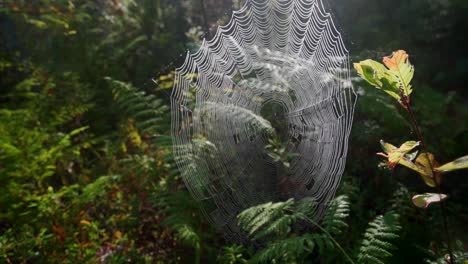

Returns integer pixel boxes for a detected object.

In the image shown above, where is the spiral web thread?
[171,0,356,240]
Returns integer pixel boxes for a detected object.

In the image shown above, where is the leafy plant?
[357,212,401,264]
[355,50,468,263]
[237,195,353,263]
[218,244,249,264]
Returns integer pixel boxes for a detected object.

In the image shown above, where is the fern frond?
[119,154,156,177]
[323,195,350,235]
[174,224,200,248]
[295,197,318,218]
[217,245,248,264]
[238,195,352,262]
[390,184,413,215]
[357,212,401,264]
[237,199,295,239]
[152,190,206,250]
[251,234,315,263]
[106,77,169,135]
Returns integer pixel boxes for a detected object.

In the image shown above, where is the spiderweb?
[171,0,356,240]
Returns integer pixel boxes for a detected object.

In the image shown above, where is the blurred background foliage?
[0,0,467,263]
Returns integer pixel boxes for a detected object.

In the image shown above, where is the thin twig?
[404,100,455,264]
[295,212,356,264]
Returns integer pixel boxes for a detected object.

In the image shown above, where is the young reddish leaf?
[378,140,419,167]
[436,155,468,172]
[382,50,409,70]
[379,140,397,154]
[382,50,414,104]
[412,193,448,209]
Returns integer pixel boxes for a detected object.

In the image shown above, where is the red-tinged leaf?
[378,140,422,172]
[412,193,448,209]
[379,140,396,154]
[382,50,414,104]
[383,50,409,70]
[377,152,388,158]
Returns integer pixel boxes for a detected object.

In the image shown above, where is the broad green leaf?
[398,157,427,176]
[354,60,387,88]
[397,141,420,153]
[414,153,438,187]
[354,60,401,101]
[436,155,468,172]
[355,50,415,106]
[379,74,401,102]
[412,193,448,209]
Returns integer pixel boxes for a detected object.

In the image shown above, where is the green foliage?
[436,155,468,172]
[218,245,249,264]
[357,213,402,264]
[153,189,215,263]
[238,198,296,239]
[109,77,170,136]
[250,234,319,263]
[354,50,414,106]
[1,0,467,263]
[355,49,468,263]
[323,195,351,236]
[264,136,298,168]
[238,195,351,263]
[156,191,203,248]
[425,240,468,264]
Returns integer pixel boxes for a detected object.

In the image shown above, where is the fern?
[107,77,169,137]
[389,184,414,216]
[238,195,352,263]
[217,245,248,264]
[237,198,296,239]
[251,234,316,263]
[323,195,351,235]
[119,154,157,178]
[153,189,206,248]
[357,212,401,264]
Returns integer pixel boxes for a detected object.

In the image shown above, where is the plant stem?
[404,101,455,264]
[297,212,356,264]
[195,243,201,264]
